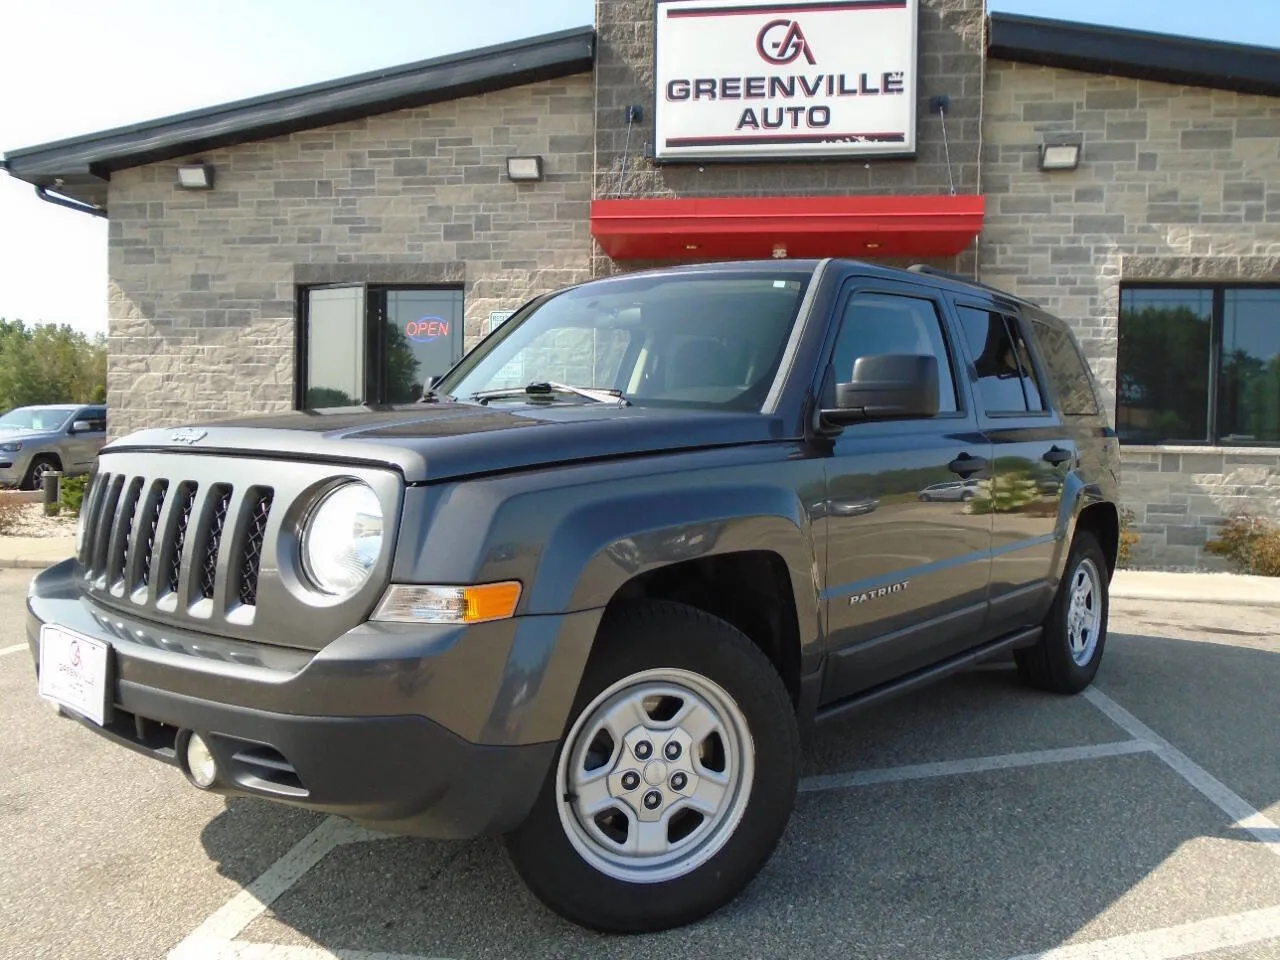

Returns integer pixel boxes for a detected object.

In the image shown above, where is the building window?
[297,285,464,409]
[1117,286,1280,446]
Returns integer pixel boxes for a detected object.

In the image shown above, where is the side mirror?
[826,354,940,423]
[70,420,94,434]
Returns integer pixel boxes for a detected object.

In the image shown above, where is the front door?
[953,302,1071,633]
[821,282,993,701]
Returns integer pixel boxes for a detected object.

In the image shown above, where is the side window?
[956,306,1046,414]
[832,292,959,414]
[1030,317,1101,416]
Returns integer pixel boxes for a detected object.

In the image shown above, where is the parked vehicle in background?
[918,478,981,502]
[0,404,107,490]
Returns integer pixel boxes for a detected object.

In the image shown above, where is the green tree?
[0,318,107,410]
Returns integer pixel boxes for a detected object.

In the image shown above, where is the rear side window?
[832,292,959,414]
[956,306,1046,414]
[1029,316,1102,416]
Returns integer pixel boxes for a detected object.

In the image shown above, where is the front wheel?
[504,600,799,933]
[22,455,60,491]
[1016,531,1110,694]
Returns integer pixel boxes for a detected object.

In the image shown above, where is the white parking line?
[0,643,28,657]
[1084,687,1280,859]
[798,740,1153,793]
[171,940,438,960]
[169,817,379,960]
[1005,904,1280,960]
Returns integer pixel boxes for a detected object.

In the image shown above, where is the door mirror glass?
[829,354,940,422]
[70,420,94,434]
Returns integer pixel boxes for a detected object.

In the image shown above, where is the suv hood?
[105,402,794,483]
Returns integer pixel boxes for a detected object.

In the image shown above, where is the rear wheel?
[22,455,60,491]
[504,600,799,933]
[1016,532,1109,694]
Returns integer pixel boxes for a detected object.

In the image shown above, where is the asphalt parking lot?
[1,567,1278,960]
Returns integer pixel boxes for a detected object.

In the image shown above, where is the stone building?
[3,0,1279,569]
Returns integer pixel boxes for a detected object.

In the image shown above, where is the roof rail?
[905,263,1024,301]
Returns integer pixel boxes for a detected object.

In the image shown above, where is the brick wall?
[592,0,986,274]
[106,74,595,437]
[980,61,1280,568]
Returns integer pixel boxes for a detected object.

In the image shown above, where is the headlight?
[0,442,21,453]
[300,481,384,597]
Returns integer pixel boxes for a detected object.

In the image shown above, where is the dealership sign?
[654,0,919,160]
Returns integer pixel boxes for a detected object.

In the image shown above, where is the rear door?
[951,300,1072,633]
[820,279,993,700]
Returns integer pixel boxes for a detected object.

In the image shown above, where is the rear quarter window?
[1028,315,1101,417]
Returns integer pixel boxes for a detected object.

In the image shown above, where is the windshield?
[436,270,813,411]
[0,407,74,432]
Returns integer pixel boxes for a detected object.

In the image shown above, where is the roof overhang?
[0,26,596,212]
[988,13,1280,98]
[590,195,986,261]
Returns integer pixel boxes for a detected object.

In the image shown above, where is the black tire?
[1016,532,1110,694]
[504,600,799,933]
[21,455,60,492]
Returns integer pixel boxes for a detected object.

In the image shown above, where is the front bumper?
[26,559,604,838]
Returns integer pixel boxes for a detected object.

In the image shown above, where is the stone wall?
[106,74,595,437]
[980,60,1280,567]
[1120,447,1280,569]
[592,0,987,275]
[979,60,1280,412]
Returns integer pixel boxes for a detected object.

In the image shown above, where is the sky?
[2,0,1279,337]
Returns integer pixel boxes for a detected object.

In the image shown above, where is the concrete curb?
[1111,571,1280,608]
[0,558,65,570]
[1111,589,1280,607]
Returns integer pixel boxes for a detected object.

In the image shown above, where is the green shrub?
[1205,513,1280,577]
[59,474,89,517]
[1118,507,1139,568]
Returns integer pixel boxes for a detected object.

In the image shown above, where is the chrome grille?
[167,482,197,596]
[238,490,273,607]
[79,470,274,623]
[199,485,232,601]
[138,481,169,588]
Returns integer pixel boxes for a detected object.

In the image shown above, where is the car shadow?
[196,628,1280,959]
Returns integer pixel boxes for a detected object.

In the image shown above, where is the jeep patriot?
[26,258,1121,933]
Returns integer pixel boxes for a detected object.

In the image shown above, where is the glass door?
[302,284,367,409]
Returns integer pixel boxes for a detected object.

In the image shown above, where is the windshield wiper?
[471,381,630,406]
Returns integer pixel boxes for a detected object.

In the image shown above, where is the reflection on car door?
[820,282,993,700]
[953,302,1071,634]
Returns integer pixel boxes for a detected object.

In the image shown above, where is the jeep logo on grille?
[169,428,207,445]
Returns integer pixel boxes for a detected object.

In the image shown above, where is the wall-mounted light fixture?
[1038,140,1081,171]
[176,163,215,189]
[505,156,544,182]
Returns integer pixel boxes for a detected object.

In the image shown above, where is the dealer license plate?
[37,625,111,726]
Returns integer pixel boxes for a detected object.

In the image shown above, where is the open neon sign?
[406,317,450,343]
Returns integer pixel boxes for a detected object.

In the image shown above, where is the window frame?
[295,282,465,409]
[1118,281,1280,446]
[950,298,1054,420]
[814,279,970,422]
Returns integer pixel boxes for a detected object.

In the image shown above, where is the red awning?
[590,194,985,261]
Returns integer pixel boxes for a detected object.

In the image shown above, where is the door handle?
[948,453,987,477]
[1043,445,1074,466]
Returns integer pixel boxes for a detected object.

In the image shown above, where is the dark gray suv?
[26,259,1121,933]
